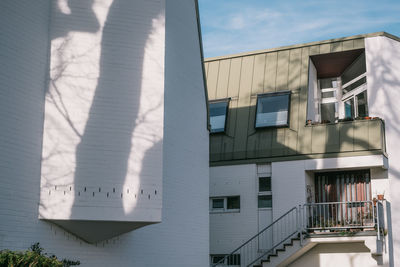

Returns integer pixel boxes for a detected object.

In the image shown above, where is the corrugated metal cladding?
[205,37,385,164]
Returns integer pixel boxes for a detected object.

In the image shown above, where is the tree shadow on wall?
[43,0,164,243]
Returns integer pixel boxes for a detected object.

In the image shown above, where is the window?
[210,196,240,212]
[255,92,290,128]
[211,254,241,266]
[258,177,272,208]
[342,84,368,119]
[227,196,240,209]
[308,51,369,122]
[258,195,272,208]
[209,99,229,133]
[212,198,224,209]
[259,177,271,192]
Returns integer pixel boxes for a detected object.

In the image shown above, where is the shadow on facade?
[41,0,164,242]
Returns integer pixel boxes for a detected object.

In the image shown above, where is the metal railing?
[212,206,300,267]
[212,201,384,267]
[304,201,375,230]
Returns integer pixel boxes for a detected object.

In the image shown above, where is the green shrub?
[0,243,80,267]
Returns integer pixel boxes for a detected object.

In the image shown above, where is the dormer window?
[255,91,290,128]
[209,99,229,133]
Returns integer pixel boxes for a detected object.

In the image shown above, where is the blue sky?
[198,0,400,58]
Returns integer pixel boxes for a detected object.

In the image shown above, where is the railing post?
[299,205,303,246]
[376,200,381,242]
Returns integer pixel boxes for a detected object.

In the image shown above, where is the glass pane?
[212,256,225,264]
[210,101,228,133]
[227,254,241,265]
[259,177,271,192]
[212,199,224,209]
[344,98,354,118]
[227,196,240,209]
[342,76,366,94]
[341,52,366,85]
[356,91,368,117]
[321,102,335,122]
[258,195,272,208]
[256,93,289,127]
[322,91,335,98]
[320,78,337,89]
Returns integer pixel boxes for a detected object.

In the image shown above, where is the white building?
[0,0,209,266]
[206,32,400,267]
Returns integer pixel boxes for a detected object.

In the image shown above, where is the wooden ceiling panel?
[310,49,364,78]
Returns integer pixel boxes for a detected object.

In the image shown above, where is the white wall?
[0,0,51,251]
[307,60,319,122]
[40,0,165,229]
[0,0,209,266]
[272,161,308,218]
[288,242,384,267]
[365,35,400,267]
[210,164,259,253]
[210,155,387,257]
[127,0,210,265]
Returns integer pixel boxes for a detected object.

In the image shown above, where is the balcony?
[210,117,386,163]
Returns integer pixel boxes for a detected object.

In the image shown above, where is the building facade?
[206,32,400,267]
[0,0,209,266]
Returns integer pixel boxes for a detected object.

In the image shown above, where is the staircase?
[212,201,384,267]
[212,206,306,267]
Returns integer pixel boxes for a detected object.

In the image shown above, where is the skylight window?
[255,92,290,128]
[209,99,229,133]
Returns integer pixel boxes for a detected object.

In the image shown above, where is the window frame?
[210,196,240,213]
[341,73,368,119]
[258,176,272,209]
[255,91,291,129]
[209,98,230,134]
[210,254,241,266]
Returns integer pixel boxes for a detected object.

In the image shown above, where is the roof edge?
[194,0,210,131]
[205,32,400,62]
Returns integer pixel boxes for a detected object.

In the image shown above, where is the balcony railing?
[304,201,375,230]
[211,200,385,267]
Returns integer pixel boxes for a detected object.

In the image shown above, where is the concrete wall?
[365,35,400,267]
[0,0,209,266]
[289,242,382,267]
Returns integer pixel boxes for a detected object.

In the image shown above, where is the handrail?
[212,201,383,267]
[212,206,298,267]
[246,230,298,267]
[304,201,375,230]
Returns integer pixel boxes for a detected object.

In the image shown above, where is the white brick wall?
[0,0,209,266]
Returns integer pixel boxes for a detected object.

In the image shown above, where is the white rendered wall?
[306,60,319,121]
[0,0,209,266]
[210,164,259,253]
[40,0,165,228]
[365,35,400,267]
[126,0,210,265]
[0,0,51,252]
[288,242,383,267]
[210,155,387,257]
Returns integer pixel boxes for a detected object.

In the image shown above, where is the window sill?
[210,209,240,214]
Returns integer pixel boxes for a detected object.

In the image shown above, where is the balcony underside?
[46,220,157,243]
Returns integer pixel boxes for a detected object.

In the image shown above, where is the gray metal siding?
[206,37,386,164]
